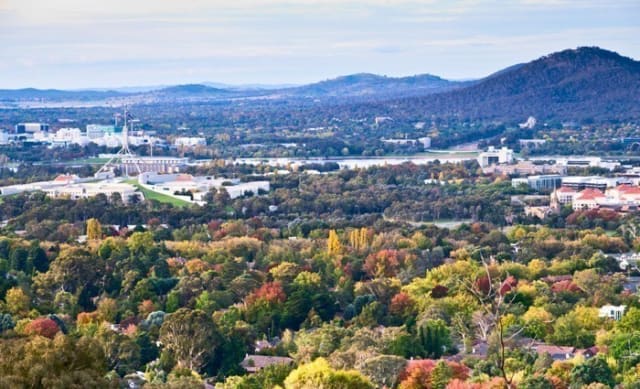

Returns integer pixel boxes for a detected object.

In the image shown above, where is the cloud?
[0,0,637,88]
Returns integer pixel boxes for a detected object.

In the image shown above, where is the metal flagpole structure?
[96,107,142,177]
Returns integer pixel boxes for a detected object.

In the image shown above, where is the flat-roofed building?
[120,156,189,174]
[477,147,514,168]
[15,122,49,134]
[174,137,206,147]
[86,124,116,139]
[44,182,141,203]
[512,175,563,191]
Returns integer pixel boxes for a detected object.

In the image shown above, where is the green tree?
[284,358,374,389]
[33,248,104,310]
[4,287,30,316]
[358,355,406,389]
[417,319,452,358]
[569,357,615,389]
[0,335,117,388]
[28,241,49,273]
[0,313,14,333]
[617,306,640,332]
[159,308,219,372]
[95,325,141,376]
[430,360,452,389]
[519,375,554,389]
[127,231,155,256]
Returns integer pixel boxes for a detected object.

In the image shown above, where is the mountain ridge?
[1,46,638,121]
[379,46,640,121]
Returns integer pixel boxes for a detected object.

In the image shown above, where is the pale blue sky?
[0,0,638,89]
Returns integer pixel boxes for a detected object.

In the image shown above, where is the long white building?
[44,182,141,203]
[139,172,270,201]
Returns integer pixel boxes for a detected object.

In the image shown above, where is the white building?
[120,156,189,174]
[0,131,12,145]
[174,137,206,147]
[553,157,620,172]
[139,172,270,201]
[553,184,640,211]
[44,182,141,203]
[380,136,430,149]
[86,124,116,139]
[50,128,90,147]
[572,188,606,210]
[598,305,626,321]
[553,186,579,205]
[477,147,514,168]
[519,139,546,147]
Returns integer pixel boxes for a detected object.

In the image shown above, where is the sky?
[0,0,638,89]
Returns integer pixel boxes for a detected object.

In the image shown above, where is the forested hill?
[281,73,470,98]
[380,47,640,121]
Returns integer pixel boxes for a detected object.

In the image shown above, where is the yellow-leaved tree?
[327,229,342,257]
[86,218,102,240]
[348,227,370,251]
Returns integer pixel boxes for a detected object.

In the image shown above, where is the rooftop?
[575,188,605,201]
[240,355,294,373]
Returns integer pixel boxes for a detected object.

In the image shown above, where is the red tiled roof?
[175,174,193,182]
[54,174,76,182]
[557,186,577,193]
[617,185,640,195]
[576,188,605,201]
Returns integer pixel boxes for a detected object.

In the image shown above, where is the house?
[254,337,281,353]
[598,305,626,321]
[240,354,294,373]
[533,344,578,361]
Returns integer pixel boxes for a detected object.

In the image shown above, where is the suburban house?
[532,344,599,361]
[598,304,627,321]
[240,354,294,373]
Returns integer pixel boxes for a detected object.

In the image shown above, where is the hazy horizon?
[1,0,639,89]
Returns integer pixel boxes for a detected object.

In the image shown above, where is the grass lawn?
[124,179,191,207]
[64,157,111,165]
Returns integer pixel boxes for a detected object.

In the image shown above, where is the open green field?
[64,157,111,165]
[420,149,479,158]
[124,179,191,207]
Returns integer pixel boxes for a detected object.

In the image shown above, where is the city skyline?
[0,0,639,89]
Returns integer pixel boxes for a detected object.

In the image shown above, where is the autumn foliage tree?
[398,359,468,389]
[348,227,370,252]
[364,249,401,278]
[86,218,102,240]
[389,292,417,321]
[284,357,374,389]
[24,317,60,339]
[327,230,343,257]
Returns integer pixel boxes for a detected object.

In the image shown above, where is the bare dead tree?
[459,256,525,388]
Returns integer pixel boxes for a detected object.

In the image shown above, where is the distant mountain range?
[1,46,638,121]
[279,73,471,98]
[0,71,473,104]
